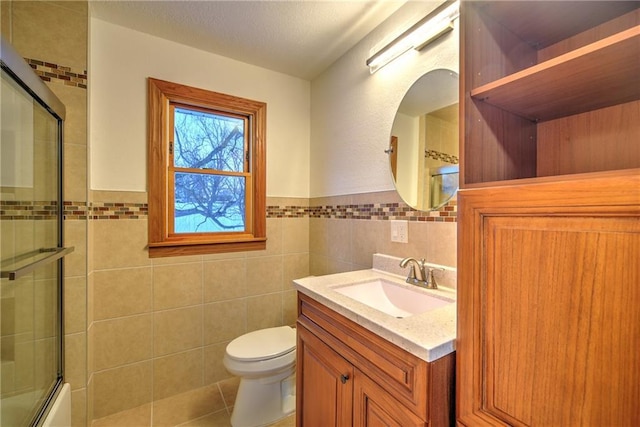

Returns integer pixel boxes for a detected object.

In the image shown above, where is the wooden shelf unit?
[457,2,640,425]
[461,1,640,187]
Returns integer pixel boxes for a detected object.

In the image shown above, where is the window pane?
[173,107,245,172]
[174,172,246,233]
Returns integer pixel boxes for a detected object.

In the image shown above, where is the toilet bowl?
[223,326,296,427]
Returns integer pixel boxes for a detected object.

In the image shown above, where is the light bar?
[367,0,460,74]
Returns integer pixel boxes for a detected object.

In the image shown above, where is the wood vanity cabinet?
[296,293,455,427]
[457,2,640,426]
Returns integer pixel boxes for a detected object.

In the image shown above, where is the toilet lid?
[226,326,296,362]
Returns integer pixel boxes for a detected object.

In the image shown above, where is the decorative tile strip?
[63,201,89,220]
[62,200,456,222]
[0,201,58,220]
[267,205,309,218]
[425,149,459,165]
[308,200,456,222]
[25,58,87,89]
[88,202,148,220]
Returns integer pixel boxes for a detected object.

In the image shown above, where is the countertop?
[293,268,457,362]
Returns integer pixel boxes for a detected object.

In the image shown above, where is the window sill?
[148,237,267,258]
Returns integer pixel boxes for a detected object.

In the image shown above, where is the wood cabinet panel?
[476,2,638,50]
[537,100,640,177]
[538,8,639,61]
[428,353,456,427]
[297,324,353,427]
[484,216,639,425]
[457,175,640,426]
[354,371,426,427]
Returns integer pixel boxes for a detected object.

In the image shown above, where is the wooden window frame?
[147,78,266,258]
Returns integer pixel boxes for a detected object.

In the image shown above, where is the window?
[147,78,266,257]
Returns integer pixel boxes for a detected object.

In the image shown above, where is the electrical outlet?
[390,220,408,243]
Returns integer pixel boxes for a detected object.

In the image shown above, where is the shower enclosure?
[0,36,71,426]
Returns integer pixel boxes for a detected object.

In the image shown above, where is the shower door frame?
[1,35,68,427]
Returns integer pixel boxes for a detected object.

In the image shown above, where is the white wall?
[90,18,310,198]
[310,1,458,197]
[90,1,459,199]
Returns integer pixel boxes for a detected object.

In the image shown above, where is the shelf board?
[470,26,640,122]
[460,168,640,191]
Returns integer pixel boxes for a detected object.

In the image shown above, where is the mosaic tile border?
[26,58,87,89]
[0,200,456,222]
[425,149,459,165]
[88,202,147,220]
[0,201,58,220]
[308,201,456,222]
[63,202,89,220]
[267,206,308,218]
[71,201,457,222]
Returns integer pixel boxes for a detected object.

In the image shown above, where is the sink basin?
[331,278,454,318]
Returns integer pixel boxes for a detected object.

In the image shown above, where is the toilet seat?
[226,326,296,362]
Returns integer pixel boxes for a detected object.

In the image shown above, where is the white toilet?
[223,326,297,427]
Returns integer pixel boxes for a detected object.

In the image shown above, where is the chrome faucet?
[400,257,428,288]
[399,257,440,289]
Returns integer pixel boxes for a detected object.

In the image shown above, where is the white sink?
[331,278,454,318]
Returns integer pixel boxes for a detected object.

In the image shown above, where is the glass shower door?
[1,51,67,426]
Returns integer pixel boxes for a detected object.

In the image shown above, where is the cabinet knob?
[340,374,350,384]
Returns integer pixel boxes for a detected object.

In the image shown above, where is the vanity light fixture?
[366,0,460,74]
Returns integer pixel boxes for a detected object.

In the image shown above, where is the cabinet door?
[297,323,354,427]
[457,179,640,426]
[353,370,426,427]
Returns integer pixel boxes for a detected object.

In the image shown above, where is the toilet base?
[230,370,296,427]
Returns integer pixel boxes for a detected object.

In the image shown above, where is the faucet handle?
[406,265,417,282]
[425,267,445,289]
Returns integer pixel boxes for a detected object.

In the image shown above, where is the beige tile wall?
[88,192,308,426]
[87,189,458,427]
[309,190,457,277]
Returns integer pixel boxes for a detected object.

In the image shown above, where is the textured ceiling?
[90,0,407,80]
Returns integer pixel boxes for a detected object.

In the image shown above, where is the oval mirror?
[389,69,459,211]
